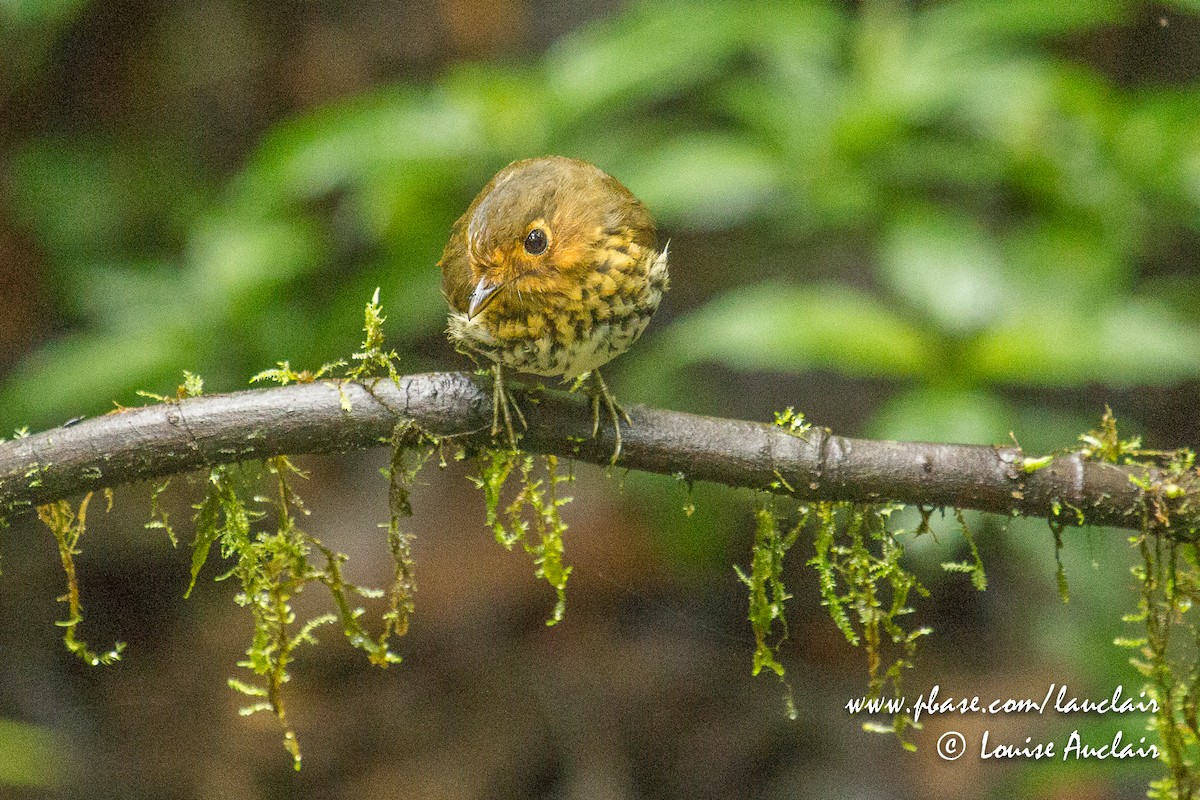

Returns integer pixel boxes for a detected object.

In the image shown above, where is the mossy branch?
[0,371,1192,534]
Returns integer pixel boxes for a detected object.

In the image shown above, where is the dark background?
[1,0,1199,797]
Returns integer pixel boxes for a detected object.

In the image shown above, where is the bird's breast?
[446,246,668,379]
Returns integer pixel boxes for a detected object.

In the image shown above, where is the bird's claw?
[491,364,527,450]
[583,370,628,465]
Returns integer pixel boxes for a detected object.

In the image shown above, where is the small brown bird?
[438,156,669,460]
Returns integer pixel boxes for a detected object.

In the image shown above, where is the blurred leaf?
[1043,70,1146,249]
[187,216,326,312]
[967,298,1200,386]
[953,59,1059,155]
[545,0,748,117]
[852,5,996,126]
[8,137,207,262]
[441,63,553,155]
[0,0,87,28]
[869,386,1012,444]
[1116,89,1200,212]
[73,262,182,327]
[1002,220,1128,303]
[235,87,489,211]
[880,208,1015,335]
[921,0,1125,40]
[1142,274,1200,322]
[874,136,1011,191]
[621,134,784,228]
[751,1,845,107]
[720,11,848,228]
[0,718,61,787]
[720,75,872,231]
[0,324,198,429]
[951,63,1153,262]
[645,281,934,377]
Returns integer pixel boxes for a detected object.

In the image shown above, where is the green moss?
[674,472,696,517]
[135,370,205,402]
[938,509,987,591]
[472,450,574,625]
[772,406,811,437]
[372,421,431,651]
[1020,454,1054,473]
[159,290,414,767]
[144,479,176,546]
[249,288,399,408]
[1092,408,1200,799]
[250,359,346,387]
[1050,518,1071,603]
[734,503,800,718]
[345,287,401,386]
[745,481,957,743]
[1126,532,1200,799]
[35,493,125,666]
[808,502,929,748]
[187,452,419,768]
[1079,405,1141,464]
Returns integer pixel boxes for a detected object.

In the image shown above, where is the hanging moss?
[36,493,125,666]
[938,508,987,591]
[473,450,575,625]
[1091,408,1200,800]
[158,289,416,767]
[735,503,800,719]
[809,502,931,747]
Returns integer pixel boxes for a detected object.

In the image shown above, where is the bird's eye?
[523,228,548,255]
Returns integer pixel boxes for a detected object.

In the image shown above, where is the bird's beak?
[467,277,504,320]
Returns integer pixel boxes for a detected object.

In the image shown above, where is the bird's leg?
[507,373,528,431]
[587,369,631,465]
[491,363,526,450]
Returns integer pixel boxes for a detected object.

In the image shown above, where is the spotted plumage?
[438,156,669,458]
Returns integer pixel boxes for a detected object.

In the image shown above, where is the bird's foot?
[571,370,630,465]
[491,364,527,450]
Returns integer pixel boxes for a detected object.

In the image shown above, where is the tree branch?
[0,371,1181,531]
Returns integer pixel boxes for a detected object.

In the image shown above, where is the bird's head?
[440,156,657,320]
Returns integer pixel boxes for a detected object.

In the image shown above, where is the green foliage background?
[1,0,1199,797]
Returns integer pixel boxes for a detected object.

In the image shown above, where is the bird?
[438,156,669,462]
